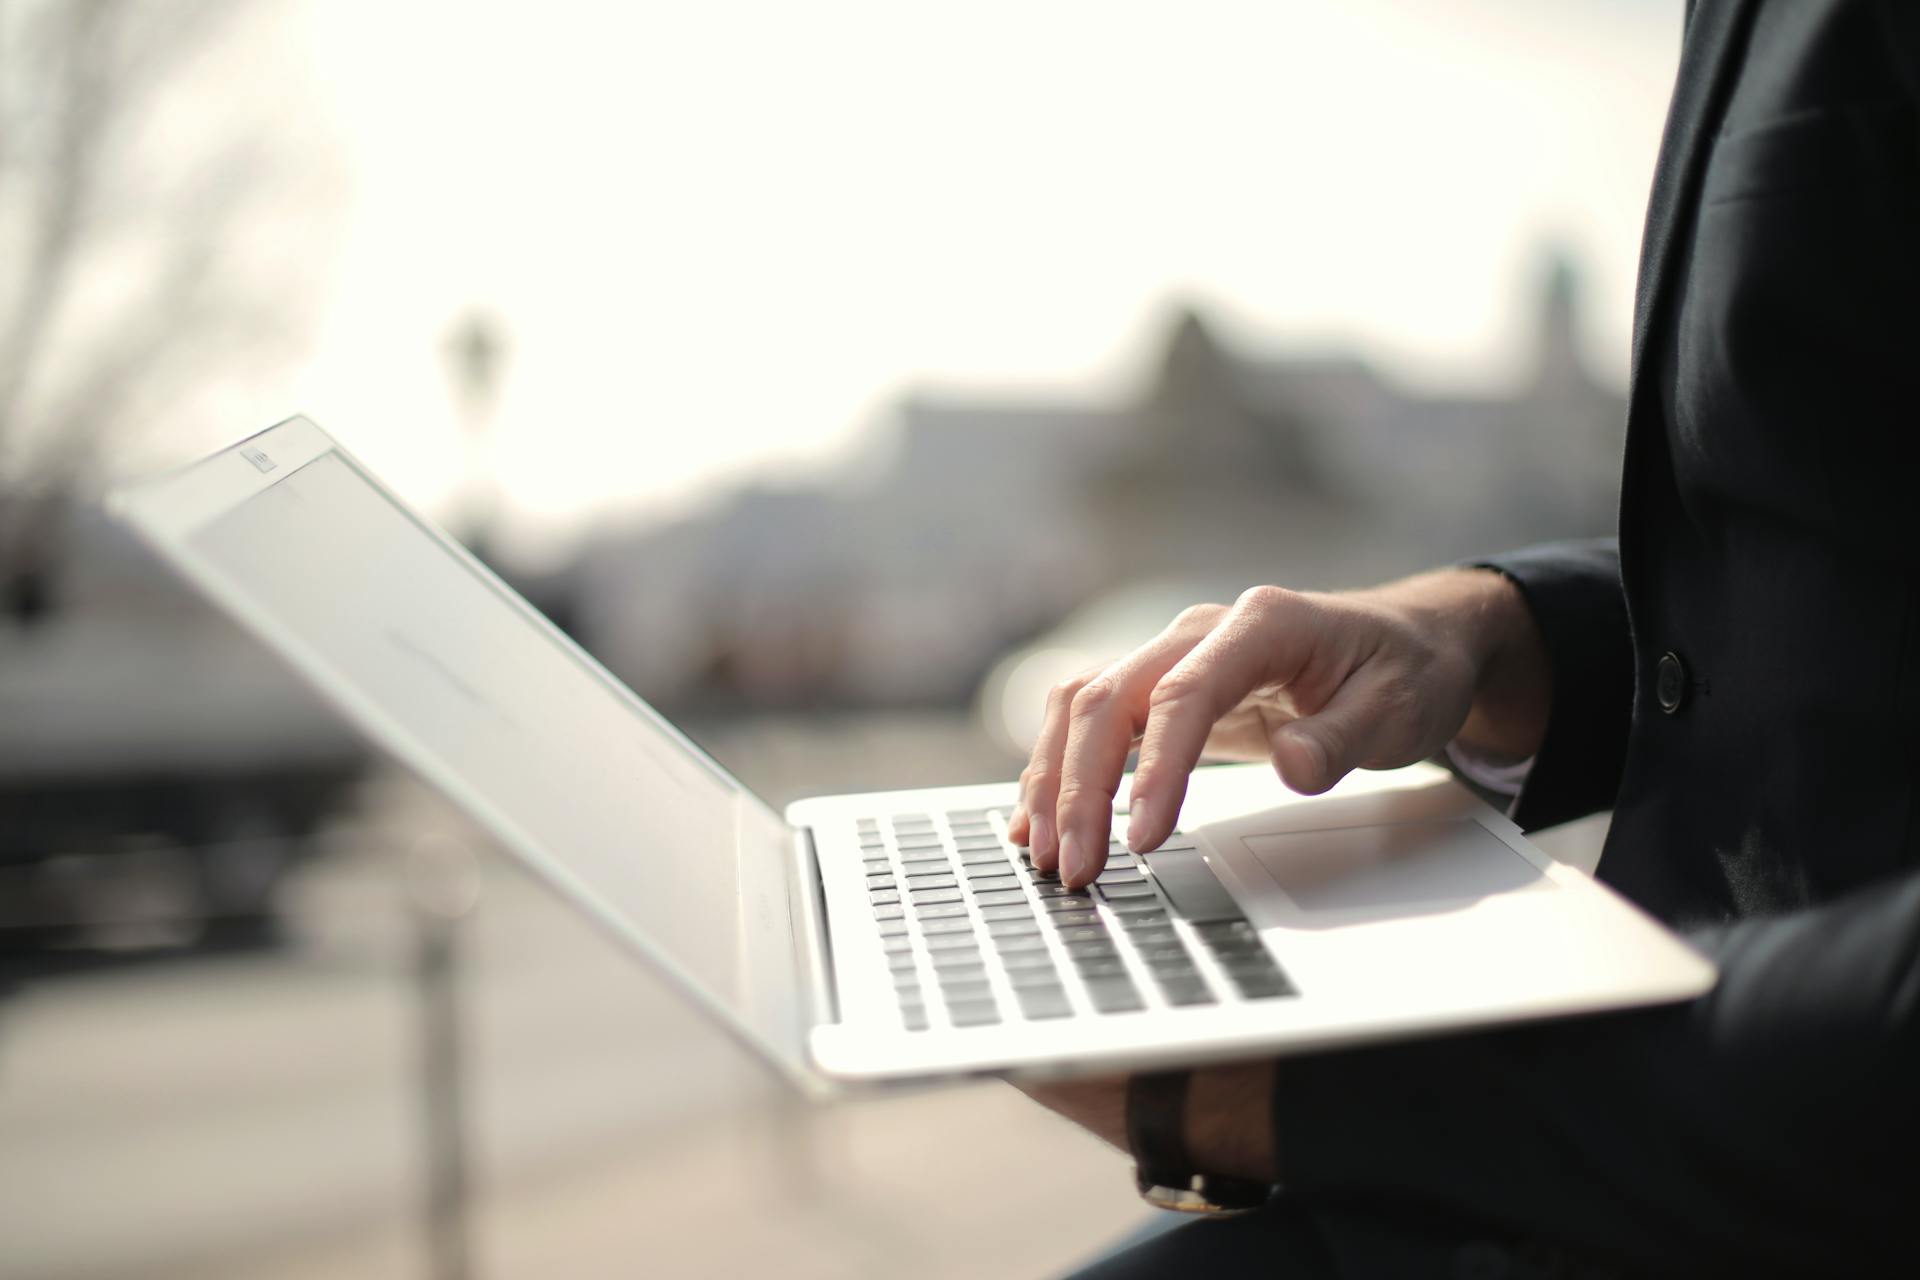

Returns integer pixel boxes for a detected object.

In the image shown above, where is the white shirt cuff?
[1444,740,1535,799]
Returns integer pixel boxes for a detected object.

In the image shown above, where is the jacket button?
[1655,651,1687,714]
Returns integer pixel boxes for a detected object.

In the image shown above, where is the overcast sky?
[133,0,1683,561]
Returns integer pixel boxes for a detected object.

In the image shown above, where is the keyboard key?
[933,962,988,984]
[886,951,918,971]
[874,905,905,921]
[1158,977,1216,1006]
[1133,944,1195,968]
[962,861,1013,878]
[1120,921,1176,943]
[999,948,1057,971]
[879,919,910,938]
[1233,971,1296,999]
[978,902,1035,921]
[905,874,958,890]
[902,1006,929,1031]
[946,808,990,822]
[1006,965,1063,989]
[869,888,901,905]
[1102,850,1138,868]
[1045,909,1100,928]
[1018,989,1074,1020]
[947,1000,1001,1027]
[1033,883,1086,899]
[1039,895,1093,914]
[1195,920,1257,942]
[910,889,964,906]
[1072,956,1129,980]
[916,902,971,921]
[939,979,995,1003]
[920,916,975,935]
[1055,925,1111,946]
[1096,868,1146,885]
[893,970,922,991]
[1221,951,1282,982]
[1085,976,1145,1013]
[863,856,892,872]
[1096,881,1158,901]
[966,875,1021,894]
[1065,942,1120,964]
[883,936,913,954]
[952,835,1004,851]
[931,943,985,966]
[1107,897,1168,918]
[974,889,1029,907]
[994,932,1051,954]
[866,870,896,886]
[900,849,950,865]
[1114,907,1171,928]
[895,837,942,852]
[959,849,1009,866]
[986,915,1043,937]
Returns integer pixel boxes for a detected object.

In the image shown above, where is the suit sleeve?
[1470,538,1634,831]
[1269,868,1920,1274]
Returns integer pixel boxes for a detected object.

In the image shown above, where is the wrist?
[1181,1061,1278,1183]
[1427,568,1550,762]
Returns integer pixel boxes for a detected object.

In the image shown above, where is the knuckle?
[1026,766,1058,797]
[1046,675,1087,711]
[1234,583,1293,615]
[1069,678,1117,717]
[1055,784,1111,816]
[1171,602,1224,631]
[1149,670,1203,710]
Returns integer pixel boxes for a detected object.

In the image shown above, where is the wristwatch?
[1126,1071,1276,1215]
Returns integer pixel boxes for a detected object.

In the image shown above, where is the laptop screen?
[183,445,796,1053]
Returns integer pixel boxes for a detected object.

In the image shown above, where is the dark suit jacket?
[1263,2,1920,1273]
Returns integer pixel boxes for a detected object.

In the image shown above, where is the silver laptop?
[113,416,1714,1093]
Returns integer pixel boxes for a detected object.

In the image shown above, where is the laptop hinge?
[789,825,840,1027]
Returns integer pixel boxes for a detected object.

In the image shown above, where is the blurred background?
[1,1,1666,1276]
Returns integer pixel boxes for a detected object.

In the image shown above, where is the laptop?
[112,416,1715,1093]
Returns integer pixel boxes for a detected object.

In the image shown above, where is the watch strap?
[1127,1071,1273,1215]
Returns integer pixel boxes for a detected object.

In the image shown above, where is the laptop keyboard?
[859,808,1296,1031]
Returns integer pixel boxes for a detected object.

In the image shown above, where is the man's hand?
[1017,1061,1279,1184]
[1007,569,1549,888]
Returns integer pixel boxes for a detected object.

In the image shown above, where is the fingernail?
[1030,810,1053,861]
[1126,798,1153,851]
[1060,831,1085,886]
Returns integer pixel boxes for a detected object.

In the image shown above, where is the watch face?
[1136,1171,1275,1217]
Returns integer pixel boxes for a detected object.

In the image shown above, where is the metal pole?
[407,836,481,1280]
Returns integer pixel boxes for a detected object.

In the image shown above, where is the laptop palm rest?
[1243,819,1551,925]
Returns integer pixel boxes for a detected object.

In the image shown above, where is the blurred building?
[574,252,1625,711]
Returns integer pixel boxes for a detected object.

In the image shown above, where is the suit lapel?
[1629,0,1759,392]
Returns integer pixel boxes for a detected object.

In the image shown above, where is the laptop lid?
[113,416,820,1087]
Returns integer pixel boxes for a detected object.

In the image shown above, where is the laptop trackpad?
[1242,819,1548,920]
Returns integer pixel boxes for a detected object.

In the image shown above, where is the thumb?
[1268,673,1398,795]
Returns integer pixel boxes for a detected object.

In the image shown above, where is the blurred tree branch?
[0,0,288,618]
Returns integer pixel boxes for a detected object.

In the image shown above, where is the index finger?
[1050,609,1223,887]
[1127,588,1313,851]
